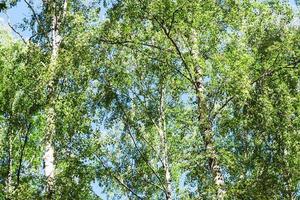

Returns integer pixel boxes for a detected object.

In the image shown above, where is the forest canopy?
[0,0,299,199]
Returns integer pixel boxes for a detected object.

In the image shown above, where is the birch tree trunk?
[191,30,226,200]
[6,128,13,200]
[42,1,67,198]
[158,84,172,200]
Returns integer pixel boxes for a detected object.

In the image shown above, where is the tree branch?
[103,82,167,193]
[8,24,26,43]
[212,59,300,118]
[16,122,31,187]
[152,15,194,84]
[24,0,51,43]
[96,156,144,199]
[98,37,169,52]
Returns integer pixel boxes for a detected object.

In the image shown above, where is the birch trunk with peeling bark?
[191,30,226,200]
[158,84,172,200]
[42,1,67,198]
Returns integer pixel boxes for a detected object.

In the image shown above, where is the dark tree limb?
[16,122,31,187]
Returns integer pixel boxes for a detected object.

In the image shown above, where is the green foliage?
[0,0,299,199]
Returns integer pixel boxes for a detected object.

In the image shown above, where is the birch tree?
[0,0,299,199]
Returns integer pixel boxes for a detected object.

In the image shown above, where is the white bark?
[158,85,172,200]
[191,29,226,199]
[42,1,67,198]
[44,107,56,197]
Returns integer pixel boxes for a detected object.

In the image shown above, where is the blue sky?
[0,0,107,39]
[0,0,31,37]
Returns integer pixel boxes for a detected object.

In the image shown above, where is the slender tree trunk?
[6,129,13,200]
[158,84,172,200]
[44,107,56,198]
[191,30,226,200]
[42,1,67,198]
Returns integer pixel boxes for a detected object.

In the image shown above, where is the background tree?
[0,26,45,199]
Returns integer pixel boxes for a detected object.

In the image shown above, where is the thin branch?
[24,0,40,25]
[96,156,144,199]
[16,122,31,187]
[111,174,143,199]
[100,37,194,84]
[212,59,300,118]
[167,8,178,35]
[4,12,27,44]
[106,83,167,193]
[128,89,167,165]
[152,15,194,83]
[211,96,234,120]
[111,0,194,84]
[98,37,169,52]
[118,103,167,193]
[167,1,187,34]
[251,59,300,85]
[7,23,26,43]
[23,0,51,43]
